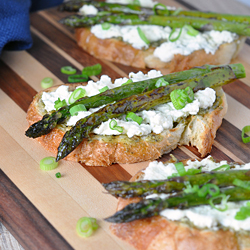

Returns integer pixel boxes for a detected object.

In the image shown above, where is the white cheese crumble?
[90,24,238,61]
[79,5,98,15]
[41,70,216,138]
[142,157,250,231]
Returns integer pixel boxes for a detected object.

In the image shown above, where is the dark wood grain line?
[0,60,37,112]
[28,32,76,84]
[223,80,250,109]
[0,170,73,250]
[29,12,122,81]
[83,163,132,183]
[215,119,250,163]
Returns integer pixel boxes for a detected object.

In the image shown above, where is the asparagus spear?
[26,64,244,138]
[103,169,250,198]
[56,65,237,161]
[60,13,250,36]
[105,187,250,223]
[59,0,250,24]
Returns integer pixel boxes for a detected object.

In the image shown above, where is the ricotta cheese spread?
[90,24,238,62]
[41,70,216,138]
[143,156,250,231]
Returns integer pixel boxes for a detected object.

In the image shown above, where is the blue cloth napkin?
[0,0,63,55]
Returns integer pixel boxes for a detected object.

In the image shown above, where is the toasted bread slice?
[26,82,227,166]
[75,27,245,73]
[110,159,250,250]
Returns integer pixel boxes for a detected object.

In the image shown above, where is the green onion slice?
[41,77,53,89]
[68,74,88,83]
[174,162,186,176]
[122,79,133,85]
[184,87,194,103]
[172,8,182,16]
[198,184,220,197]
[101,22,111,30]
[184,182,199,194]
[99,86,109,93]
[170,89,186,110]
[109,119,123,133]
[54,98,67,110]
[235,202,250,220]
[61,66,77,75]
[131,0,140,5]
[185,25,199,36]
[213,164,230,171]
[68,88,86,104]
[126,112,143,125]
[155,78,169,88]
[70,104,87,116]
[241,125,250,143]
[137,27,150,45]
[169,27,183,42]
[153,3,169,16]
[55,172,61,178]
[40,156,58,171]
[209,194,229,212]
[76,217,99,238]
[186,168,202,175]
[82,63,102,76]
[233,178,250,190]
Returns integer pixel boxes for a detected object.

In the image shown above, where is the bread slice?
[26,84,227,166]
[109,159,250,250]
[75,27,246,73]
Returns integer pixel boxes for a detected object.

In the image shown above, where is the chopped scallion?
[82,63,102,76]
[61,66,77,75]
[153,3,169,16]
[235,202,250,220]
[184,87,194,103]
[54,98,67,110]
[241,125,250,143]
[76,217,99,237]
[213,164,230,171]
[99,86,109,93]
[41,77,53,89]
[101,22,111,30]
[172,8,182,16]
[122,79,133,85]
[70,104,87,116]
[170,89,186,110]
[198,184,220,197]
[233,178,250,190]
[40,156,58,171]
[109,119,123,133]
[68,74,88,83]
[137,27,150,45]
[55,172,61,178]
[208,194,229,212]
[68,88,86,104]
[155,78,169,88]
[174,162,186,176]
[169,27,183,42]
[185,25,199,36]
[126,112,143,125]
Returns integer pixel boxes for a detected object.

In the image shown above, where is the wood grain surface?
[0,0,250,249]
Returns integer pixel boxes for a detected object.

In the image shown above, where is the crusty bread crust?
[26,84,227,166]
[75,28,246,73]
[110,162,250,250]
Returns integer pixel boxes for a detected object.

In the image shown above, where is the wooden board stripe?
[0,170,73,250]
[0,60,36,112]
[29,13,123,81]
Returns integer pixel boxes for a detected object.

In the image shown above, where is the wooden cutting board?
[0,0,250,249]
